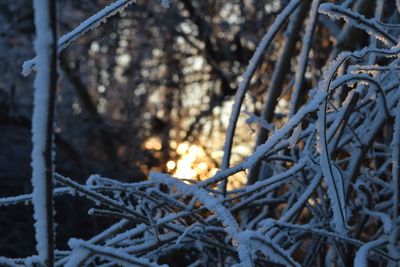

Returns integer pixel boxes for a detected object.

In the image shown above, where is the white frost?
[354,239,386,267]
[22,0,136,76]
[31,0,54,263]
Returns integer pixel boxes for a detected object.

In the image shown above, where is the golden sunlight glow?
[198,162,208,171]
[143,136,248,190]
[173,142,201,179]
[144,137,162,151]
[166,160,176,171]
[176,142,190,155]
[168,141,247,190]
[307,198,321,207]
[169,140,178,149]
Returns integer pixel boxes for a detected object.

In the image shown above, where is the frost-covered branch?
[30,0,58,265]
[22,0,136,76]
[5,1,400,266]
